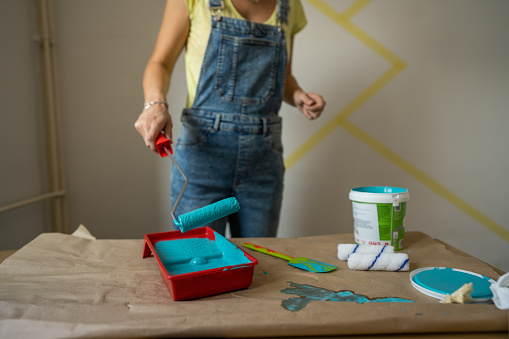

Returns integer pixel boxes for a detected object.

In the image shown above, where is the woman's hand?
[294,90,326,120]
[136,0,190,152]
[134,103,172,152]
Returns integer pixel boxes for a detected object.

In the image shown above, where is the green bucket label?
[352,201,407,251]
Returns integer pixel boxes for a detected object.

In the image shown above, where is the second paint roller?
[155,134,240,232]
[337,244,409,271]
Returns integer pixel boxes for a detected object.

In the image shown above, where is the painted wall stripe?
[285,0,509,242]
[285,65,403,168]
[342,0,373,20]
[306,0,406,66]
[341,120,509,242]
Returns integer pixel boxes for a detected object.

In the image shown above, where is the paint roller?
[337,244,394,260]
[337,244,409,271]
[155,134,240,232]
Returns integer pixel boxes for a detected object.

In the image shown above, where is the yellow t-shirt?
[184,0,307,107]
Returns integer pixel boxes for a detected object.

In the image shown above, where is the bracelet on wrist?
[143,100,168,110]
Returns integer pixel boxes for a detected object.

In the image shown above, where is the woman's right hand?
[136,0,190,152]
[134,103,173,152]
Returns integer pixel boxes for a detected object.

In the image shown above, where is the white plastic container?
[349,186,409,251]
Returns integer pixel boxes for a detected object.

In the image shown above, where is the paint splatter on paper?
[281,282,414,312]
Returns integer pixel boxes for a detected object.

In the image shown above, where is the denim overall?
[171,0,289,237]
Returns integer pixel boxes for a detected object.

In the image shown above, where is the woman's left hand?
[294,91,325,120]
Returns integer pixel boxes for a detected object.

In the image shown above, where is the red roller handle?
[155,134,173,157]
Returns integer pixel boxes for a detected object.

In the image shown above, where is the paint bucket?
[349,186,409,251]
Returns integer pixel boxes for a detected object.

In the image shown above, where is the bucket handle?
[393,194,404,207]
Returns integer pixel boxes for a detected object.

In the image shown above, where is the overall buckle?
[208,1,224,21]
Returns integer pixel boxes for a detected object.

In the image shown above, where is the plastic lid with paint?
[409,267,495,303]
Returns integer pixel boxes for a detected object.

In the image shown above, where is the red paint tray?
[143,227,258,301]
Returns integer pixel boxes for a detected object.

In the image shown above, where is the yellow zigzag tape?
[286,0,509,242]
[342,120,509,242]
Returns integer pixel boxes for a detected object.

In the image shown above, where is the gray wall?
[1,0,508,272]
[1,0,52,246]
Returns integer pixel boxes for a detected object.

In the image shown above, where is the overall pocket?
[215,35,280,105]
[176,118,213,146]
[266,126,283,154]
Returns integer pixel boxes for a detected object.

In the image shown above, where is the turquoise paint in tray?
[154,236,250,275]
[143,227,258,301]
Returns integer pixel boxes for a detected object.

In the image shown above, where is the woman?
[135,0,325,237]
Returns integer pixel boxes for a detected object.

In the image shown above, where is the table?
[0,227,507,338]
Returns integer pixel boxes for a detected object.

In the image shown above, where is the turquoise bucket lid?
[349,186,410,204]
[410,267,495,302]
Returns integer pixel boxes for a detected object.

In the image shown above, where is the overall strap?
[208,0,289,25]
[208,0,224,21]
[208,0,224,9]
[277,0,289,25]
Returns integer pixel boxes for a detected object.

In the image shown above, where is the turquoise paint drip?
[176,197,240,232]
[281,282,414,312]
[154,232,249,276]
